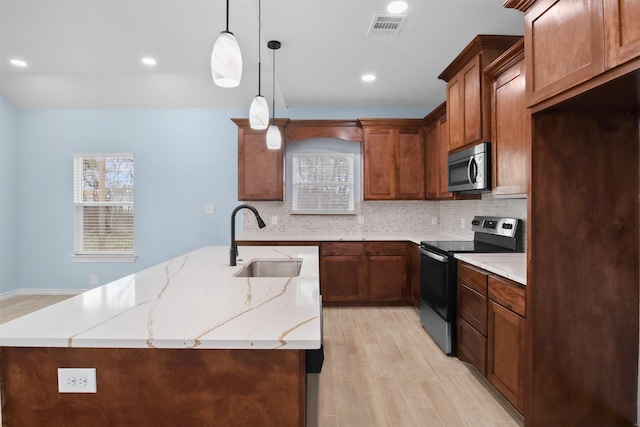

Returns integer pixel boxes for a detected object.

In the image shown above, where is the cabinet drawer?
[321,242,363,256]
[364,241,407,256]
[488,276,526,317]
[457,316,487,375]
[458,262,488,296]
[458,283,488,335]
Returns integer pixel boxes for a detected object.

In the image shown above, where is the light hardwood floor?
[0,297,523,426]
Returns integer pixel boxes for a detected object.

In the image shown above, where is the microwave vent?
[368,14,407,36]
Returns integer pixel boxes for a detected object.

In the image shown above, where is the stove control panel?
[471,216,520,238]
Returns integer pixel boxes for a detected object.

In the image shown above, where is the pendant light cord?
[272,46,276,123]
[225,0,230,32]
[257,0,262,96]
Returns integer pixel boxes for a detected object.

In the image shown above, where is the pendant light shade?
[249,95,269,129]
[266,40,281,150]
[211,1,242,88]
[266,124,282,149]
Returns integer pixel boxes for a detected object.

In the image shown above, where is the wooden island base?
[1,347,306,426]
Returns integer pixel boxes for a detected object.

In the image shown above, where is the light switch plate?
[58,368,97,393]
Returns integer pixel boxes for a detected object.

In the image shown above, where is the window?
[72,154,135,262]
[292,153,354,214]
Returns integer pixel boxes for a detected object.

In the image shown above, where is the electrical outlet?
[58,368,97,393]
[89,275,98,285]
[431,217,438,226]
[358,215,365,225]
[460,218,466,229]
[205,204,215,215]
[271,216,278,225]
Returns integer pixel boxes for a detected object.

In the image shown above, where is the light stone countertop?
[0,246,321,350]
[454,253,527,285]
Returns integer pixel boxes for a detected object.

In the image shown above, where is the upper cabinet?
[233,118,286,201]
[360,119,426,200]
[484,40,528,195]
[438,35,522,153]
[424,103,454,200]
[505,0,640,106]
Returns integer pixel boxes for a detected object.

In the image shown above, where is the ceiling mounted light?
[141,57,157,66]
[362,74,376,82]
[10,59,27,67]
[266,40,282,150]
[249,0,269,130]
[211,0,242,88]
[387,1,408,14]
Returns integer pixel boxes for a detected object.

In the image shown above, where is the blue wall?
[0,95,20,294]
[2,100,428,292]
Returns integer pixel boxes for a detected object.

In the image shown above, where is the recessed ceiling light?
[141,57,157,66]
[362,74,376,82]
[387,1,408,14]
[10,59,27,67]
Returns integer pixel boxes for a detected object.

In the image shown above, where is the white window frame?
[291,153,355,215]
[72,153,136,263]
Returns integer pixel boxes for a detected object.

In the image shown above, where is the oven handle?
[418,247,448,262]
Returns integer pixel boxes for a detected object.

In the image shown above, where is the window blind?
[73,154,134,256]
[292,153,354,214]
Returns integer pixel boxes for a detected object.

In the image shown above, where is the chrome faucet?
[230,204,266,266]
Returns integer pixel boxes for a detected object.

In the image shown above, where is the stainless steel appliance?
[448,142,491,193]
[419,216,523,356]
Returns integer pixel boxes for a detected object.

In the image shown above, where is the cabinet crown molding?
[503,0,536,12]
[484,39,525,79]
[438,35,523,82]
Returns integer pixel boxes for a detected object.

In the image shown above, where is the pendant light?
[249,0,269,129]
[266,40,282,150]
[211,0,242,88]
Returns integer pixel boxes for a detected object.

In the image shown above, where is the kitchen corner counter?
[0,246,321,350]
[454,252,527,285]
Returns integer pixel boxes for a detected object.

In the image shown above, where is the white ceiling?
[0,0,524,111]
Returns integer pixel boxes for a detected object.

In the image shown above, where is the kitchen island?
[0,246,321,426]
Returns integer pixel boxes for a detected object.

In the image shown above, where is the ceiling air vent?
[368,14,408,36]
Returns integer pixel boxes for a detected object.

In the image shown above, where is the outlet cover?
[58,368,97,393]
[205,204,215,215]
[271,216,278,225]
[89,275,99,285]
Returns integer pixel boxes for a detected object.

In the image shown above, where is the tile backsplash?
[243,196,527,241]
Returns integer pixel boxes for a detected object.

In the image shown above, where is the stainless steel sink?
[233,258,303,278]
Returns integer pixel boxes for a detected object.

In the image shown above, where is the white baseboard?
[0,289,85,302]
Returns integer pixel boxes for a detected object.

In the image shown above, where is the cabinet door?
[395,129,425,199]
[447,75,465,151]
[525,0,605,105]
[457,316,487,375]
[366,255,407,301]
[604,0,640,69]
[462,56,482,145]
[237,128,284,201]
[425,119,440,199]
[492,57,528,195]
[320,255,363,302]
[410,244,421,307]
[363,128,395,200]
[487,301,525,413]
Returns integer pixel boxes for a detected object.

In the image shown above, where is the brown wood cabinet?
[424,103,455,200]
[457,261,526,414]
[320,242,364,303]
[360,119,425,200]
[232,118,287,201]
[457,262,489,375]
[365,242,408,302]
[487,275,526,413]
[320,241,410,305]
[507,0,640,107]
[484,40,528,195]
[438,35,522,152]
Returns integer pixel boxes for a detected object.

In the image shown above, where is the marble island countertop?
[0,246,321,350]
[454,252,527,285]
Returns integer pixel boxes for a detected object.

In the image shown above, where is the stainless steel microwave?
[447,142,491,193]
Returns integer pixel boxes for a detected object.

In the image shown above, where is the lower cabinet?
[457,261,526,414]
[321,241,410,305]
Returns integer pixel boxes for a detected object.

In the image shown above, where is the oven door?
[419,246,454,321]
